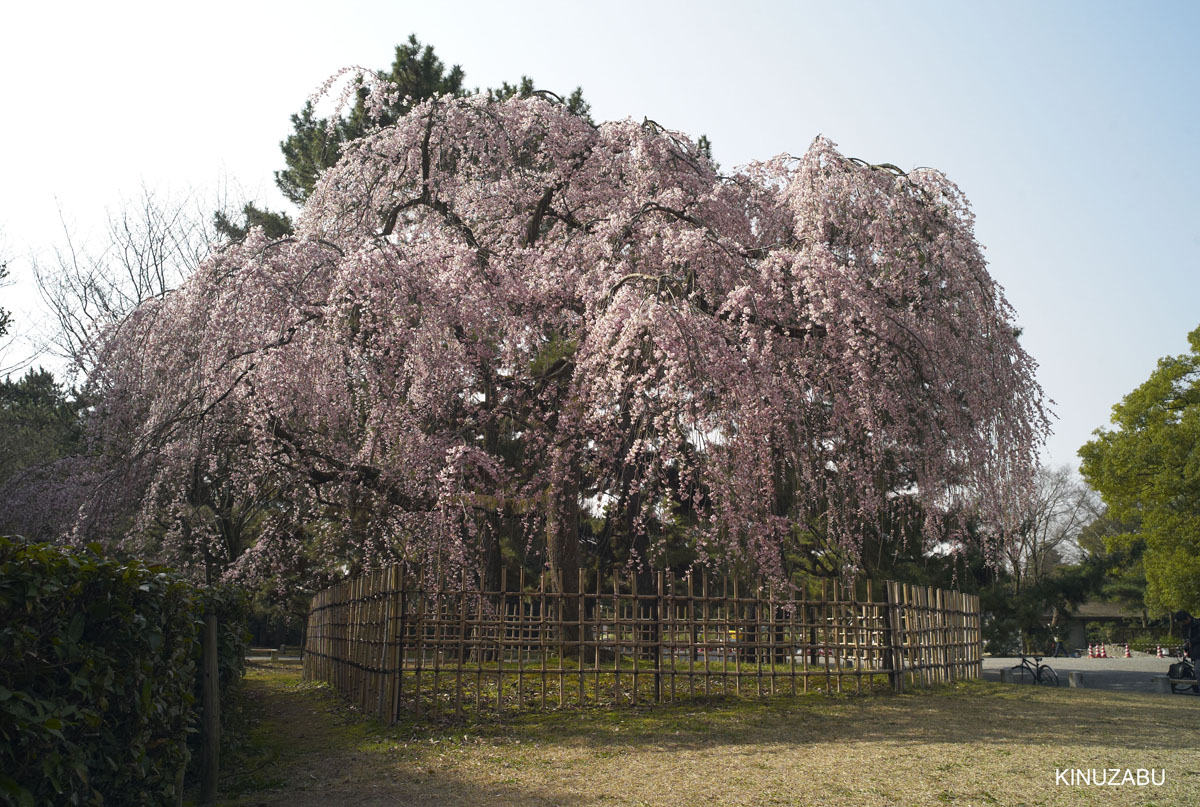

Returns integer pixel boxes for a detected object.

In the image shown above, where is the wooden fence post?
[883,581,904,693]
[200,612,220,804]
[655,571,664,704]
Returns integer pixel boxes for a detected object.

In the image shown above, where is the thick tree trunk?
[546,464,581,656]
[630,521,658,663]
[471,515,503,664]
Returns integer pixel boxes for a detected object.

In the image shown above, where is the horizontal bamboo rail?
[303,567,981,720]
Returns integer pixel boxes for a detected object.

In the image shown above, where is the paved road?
[983,655,1200,695]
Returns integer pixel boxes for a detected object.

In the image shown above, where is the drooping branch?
[85,93,1047,592]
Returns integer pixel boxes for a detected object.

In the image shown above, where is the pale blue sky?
[1,0,1197,472]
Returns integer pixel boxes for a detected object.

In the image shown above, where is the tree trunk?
[630,524,658,663]
[546,462,580,656]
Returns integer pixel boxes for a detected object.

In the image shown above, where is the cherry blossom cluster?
[86,92,1048,587]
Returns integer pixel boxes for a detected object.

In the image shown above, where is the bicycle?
[1167,647,1198,694]
[1010,654,1058,686]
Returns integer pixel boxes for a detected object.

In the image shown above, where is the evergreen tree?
[213,203,294,242]
[0,368,86,487]
[276,35,470,207]
[227,34,593,241]
[0,368,91,540]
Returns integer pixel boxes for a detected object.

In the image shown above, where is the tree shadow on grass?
[395,679,1200,755]
[222,665,1200,807]
[220,662,583,807]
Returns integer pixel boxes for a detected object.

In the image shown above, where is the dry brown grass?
[218,660,1200,807]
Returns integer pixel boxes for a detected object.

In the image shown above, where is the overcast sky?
[2,0,1197,473]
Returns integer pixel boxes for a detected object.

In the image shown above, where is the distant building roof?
[1069,600,1143,620]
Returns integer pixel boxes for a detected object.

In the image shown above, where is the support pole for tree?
[201,612,220,804]
[884,582,905,694]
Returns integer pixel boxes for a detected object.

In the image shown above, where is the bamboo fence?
[302,566,981,721]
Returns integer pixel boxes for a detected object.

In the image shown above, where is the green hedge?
[0,538,245,806]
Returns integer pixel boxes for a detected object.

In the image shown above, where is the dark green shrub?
[0,538,246,806]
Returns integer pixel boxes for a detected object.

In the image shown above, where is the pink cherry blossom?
[85,92,1048,591]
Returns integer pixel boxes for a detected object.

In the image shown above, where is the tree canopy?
[85,90,1048,591]
[1080,325,1200,614]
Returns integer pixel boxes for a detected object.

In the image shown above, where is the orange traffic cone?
[1156,645,1164,658]
[1124,644,1132,658]
[1100,644,1108,658]
[1087,644,1094,658]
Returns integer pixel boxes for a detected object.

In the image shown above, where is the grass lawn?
[216,660,1200,807]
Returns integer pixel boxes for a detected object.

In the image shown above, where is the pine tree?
[276,35,470,207]
[229,34,590,240]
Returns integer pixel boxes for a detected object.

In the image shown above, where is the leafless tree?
[0,235,29,377]
[1002,464,1101,593]
[0,251,10,341]
[33,185,238,378]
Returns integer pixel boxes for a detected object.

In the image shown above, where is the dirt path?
[219,660,1200,807]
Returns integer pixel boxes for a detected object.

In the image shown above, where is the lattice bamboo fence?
[302,567,981,721]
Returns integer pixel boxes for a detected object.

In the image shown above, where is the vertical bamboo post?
[884,581,903,693]
[377,570,390,720]
[730,576,738,696]
[902,583,914,689]
[540,566,549,710]
[630,570,640,706]
[937,587,947,684]
[801,579,809,694]
[456,569,466,716]
[612,569,622,704]
[474,569,483,710]
[819,579,830,693]
[655,570,664,704]
[522,567,530,709]
[667,570,677,703]
[495,567,505,711]
[702,573,711,697]
[921,585,930,686]
[415,573,426,716]
[926,586,935,685]
[594,569,602,704]
[691,571,700,696]
[578,568,586,706]
[557,568,565,708]
[870,578,878,676]
[433,557,443,710]
[754,580,764,698]
[918,585,929,688]
[788,580,797,696]
[395,565,408,720]
[851,579,862,694]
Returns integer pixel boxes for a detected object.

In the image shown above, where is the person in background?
[1173,611,1200,687]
